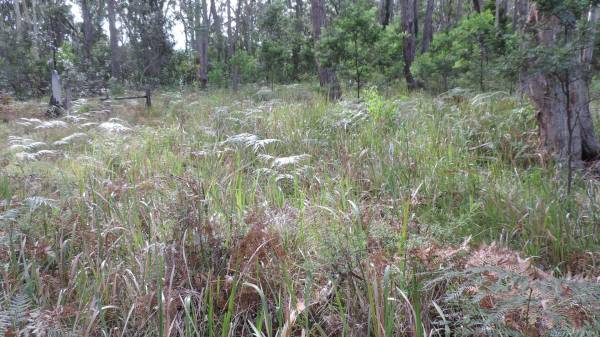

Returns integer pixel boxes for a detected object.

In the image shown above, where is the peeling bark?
[523,4,600,164]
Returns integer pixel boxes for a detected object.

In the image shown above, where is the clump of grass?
[0,84,599,336]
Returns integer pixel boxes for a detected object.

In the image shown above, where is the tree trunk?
[400,0,418,89]
[455,0,463,25]
[107,0,120,79]
[379,0,393,27]
[413,0,419,37]
[14,0,22,37]
[523,3,600,164]
[227,0,235,89]
[80,0,94,68]
[198,0,210,88]
[291,0,303,80]
[513,0,528,29]
[47,70,64,117]
[227,0,242,91]
[210,0,225,62]
[422,0,435,53]
[30,0,40,60]
[495,0,508,28]
[311,0,341,100]
[473,0,481,13]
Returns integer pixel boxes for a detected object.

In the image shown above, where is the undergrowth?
[0,84,599,336]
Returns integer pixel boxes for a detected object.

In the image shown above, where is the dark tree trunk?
[413,0,419,37]
[107,0,120,79]
[401,0,418,89]
[379,0,393,27]
[523,3,600,165]
[422,0,435,52]
[198,0,209,88]
[311,0,342,100]
[495,0,508,28]
[473,0,481,13]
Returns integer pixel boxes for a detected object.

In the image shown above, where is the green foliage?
[231,50,260,84]
[536,0,599,25]
[258,0,294,84]
[320,0,382,98]
[208,65,228,87]
[414,11,518,92]
[2,86,600,335]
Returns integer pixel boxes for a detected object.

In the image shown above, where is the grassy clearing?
[1,85,599,336]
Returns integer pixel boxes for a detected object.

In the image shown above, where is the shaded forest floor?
[1,85,600,336]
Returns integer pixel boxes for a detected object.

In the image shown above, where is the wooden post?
[145,89,152,108]
[47,70,64,117]
[50,70,62,106]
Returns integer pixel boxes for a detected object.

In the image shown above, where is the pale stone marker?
[47,70,64,117]
[51,70,62,105]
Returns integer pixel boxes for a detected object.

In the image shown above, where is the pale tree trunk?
[227,0,242,91]
[47,70,64,117]
[13,0,22,37]
[233,0,243,90]
[227,0,235,90]
[291,0,303,80]
[29,0,40,60]
[422,0,435,52]
[107,0,120,79]
[513,0,528,29]
[311,0,341,100]
[524,3,600,166]
[401,0,419,89]
[379,0,393,27]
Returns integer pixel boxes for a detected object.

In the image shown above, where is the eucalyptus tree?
[521,0,600,171]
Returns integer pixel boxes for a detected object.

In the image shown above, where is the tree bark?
[513,0,528,29]
[210,0,224,61]
[291,0,303,80]
[30,0,40,60]
[455,0,463,25]
[379,0,393,27]
[198,0,210,88]
[400,0,418,89]
[107,0,120,79]
[495,0,508,28]
[422,0,435,53]
[311,0,342,100]
[523,3,600,164]
[473,0,482,13]
[13,0,22,38]
[81,0,94,67]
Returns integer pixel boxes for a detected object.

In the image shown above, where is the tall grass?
[0,84,598,336]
